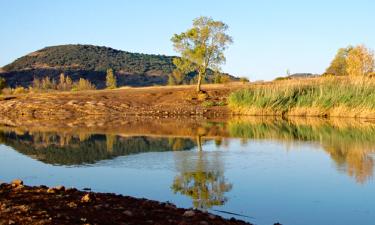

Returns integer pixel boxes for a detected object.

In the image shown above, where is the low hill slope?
[0,44,236,88]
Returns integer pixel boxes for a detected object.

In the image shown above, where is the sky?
[0,0,374,81]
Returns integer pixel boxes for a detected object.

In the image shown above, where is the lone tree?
[106,68,117,89]
[171,16,233,92]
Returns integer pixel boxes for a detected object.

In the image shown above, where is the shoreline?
[0,180,254,225]
[1,82,375,120]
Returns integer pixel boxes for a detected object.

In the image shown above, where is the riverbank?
[228,77,375,118]
[2,77,375,119]
[0,180,253,225]
[0,83,244,120]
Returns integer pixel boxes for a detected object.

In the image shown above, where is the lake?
[0,117,374,225]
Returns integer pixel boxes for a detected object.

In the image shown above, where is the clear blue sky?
[0,0,374,80]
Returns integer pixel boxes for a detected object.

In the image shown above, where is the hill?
[0,44,236,88]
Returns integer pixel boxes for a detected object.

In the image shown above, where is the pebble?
[47,188,56,194]
[123,210,133,217]
[183,210,195,217]
[81,194,92,203]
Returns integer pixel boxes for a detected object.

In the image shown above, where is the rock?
[123,210,133,217]
[183,210,195,217]
[81,193,93,203]
[54,185,65,191]
[208,214,216,220]
[67,202,77,208]
[47,188,56,194]
[11,179,23,187]
[200,221,209,225]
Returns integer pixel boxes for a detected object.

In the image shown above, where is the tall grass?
[228,77,375,118]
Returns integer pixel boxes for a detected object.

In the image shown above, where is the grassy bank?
[228,77,375,118]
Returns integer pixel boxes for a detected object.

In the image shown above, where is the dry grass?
[228,76,375,118]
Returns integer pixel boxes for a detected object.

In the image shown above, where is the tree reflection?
[172,137,232,210]
[228,118,375,183]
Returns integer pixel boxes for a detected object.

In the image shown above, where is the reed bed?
[228,76,375,118]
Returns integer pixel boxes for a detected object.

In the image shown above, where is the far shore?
[1,78,375,120]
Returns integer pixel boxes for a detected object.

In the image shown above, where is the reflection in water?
[0,117,375,191]
[0,130,196,165]
[172,138,232,210]
[228,118,375,183]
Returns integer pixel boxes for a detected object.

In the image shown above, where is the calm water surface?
[0,117,374,225]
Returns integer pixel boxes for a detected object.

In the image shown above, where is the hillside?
[0,44,236,88]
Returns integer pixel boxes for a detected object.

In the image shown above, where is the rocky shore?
[0,180,254,225]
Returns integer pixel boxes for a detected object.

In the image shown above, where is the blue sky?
[0,0,374,80]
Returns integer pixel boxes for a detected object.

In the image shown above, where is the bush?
[239,77,249,84]
[73,78,96,91]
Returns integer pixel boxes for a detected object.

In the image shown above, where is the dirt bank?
[0,84,246,119]
[0,180,253,225]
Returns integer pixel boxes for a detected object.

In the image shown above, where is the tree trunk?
[196,71,203,92]
[196,136,202,151]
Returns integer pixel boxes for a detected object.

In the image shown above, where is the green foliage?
[106,68,117,89]
[168,74,176,85]
[3,44,176,75]
[201,100,226,107]
[171,16,233,91]
[325,46,353,76]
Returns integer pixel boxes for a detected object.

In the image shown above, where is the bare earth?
[0,84,247,120]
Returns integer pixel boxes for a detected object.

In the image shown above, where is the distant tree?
[0,78,6,91]
[286,69,291,77]
[346,45,374,76]
[214,73,222,84]
[57,73,73,91]
[239,77,249,84]
[168,74,176,85]
[325,46,353,76]
[171,16,233,92]
[73,78,96,91]
[106,68,117,89]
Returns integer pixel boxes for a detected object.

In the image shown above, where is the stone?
[183,210,195,217]
[81,194,93,203]
[11,179,23,187]
[208,214,216,220]
[47,188,56,194]
[123,210,133,217]
[54,185,65,191]
[67,202,77,208]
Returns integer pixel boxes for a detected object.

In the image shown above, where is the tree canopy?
[171,16,233,92]
[326,45,374,76]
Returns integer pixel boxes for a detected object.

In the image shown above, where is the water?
[0,117,375,225]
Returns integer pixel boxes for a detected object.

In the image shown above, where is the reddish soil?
[0,83,247,120]
[0,180,253,225]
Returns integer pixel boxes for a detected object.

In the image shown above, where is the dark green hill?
[0,44,236,88]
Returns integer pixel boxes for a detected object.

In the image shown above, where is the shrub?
[239,77,249,84]
[73,78,96,91]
